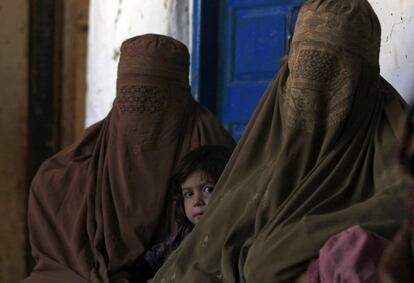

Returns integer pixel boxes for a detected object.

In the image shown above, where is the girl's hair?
[172,145,233,225]
[400,105,414,176]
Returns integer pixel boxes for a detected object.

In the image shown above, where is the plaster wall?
[0,0,29,281]
[369,0,414,102]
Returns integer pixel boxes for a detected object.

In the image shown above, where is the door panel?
[233,7,286,81]
[219,0,303,140]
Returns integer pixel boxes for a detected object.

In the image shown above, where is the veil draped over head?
[152,0,409,282]
[23,34,235,283]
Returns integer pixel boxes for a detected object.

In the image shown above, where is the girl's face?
[180,169,216,224]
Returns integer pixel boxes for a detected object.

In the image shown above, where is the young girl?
[129,145,232,282]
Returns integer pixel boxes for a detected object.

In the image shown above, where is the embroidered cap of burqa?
[23,34,235,283]
[152,1,409,282]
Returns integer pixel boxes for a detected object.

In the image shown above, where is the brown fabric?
[379,189,414,283]
[379,224,414,283]
[152,1,409,282]
[379,105,414,282]
[23,34,235,283]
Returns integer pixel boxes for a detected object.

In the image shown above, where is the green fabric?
[152,0,409,282]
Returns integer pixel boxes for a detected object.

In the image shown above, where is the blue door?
[192,0,304,141]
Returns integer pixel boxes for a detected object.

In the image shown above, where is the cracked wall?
[369,0,414,101]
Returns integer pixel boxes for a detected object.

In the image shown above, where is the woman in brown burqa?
[22,34,235,283]
[152,0,409,282]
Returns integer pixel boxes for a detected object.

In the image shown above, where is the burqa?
[23,34,235,283]
[152,1,409,282]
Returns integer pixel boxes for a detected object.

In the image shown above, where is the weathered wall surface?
[86,0,414,125]
[369,0,414,102]
[86,0,190,126]
[0,0,29,282]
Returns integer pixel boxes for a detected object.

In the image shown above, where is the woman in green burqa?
[152,0,409,282]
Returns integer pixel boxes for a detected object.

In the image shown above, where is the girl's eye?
[202,185,215,194]
[182,191,193,198]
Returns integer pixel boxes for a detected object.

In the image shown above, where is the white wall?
[86,0,190,126]
[86,0,414,126]
[368,0,414,102]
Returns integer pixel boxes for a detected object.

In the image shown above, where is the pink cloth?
[308,226,391,283]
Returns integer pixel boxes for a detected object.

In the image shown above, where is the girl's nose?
[193,195,205,207]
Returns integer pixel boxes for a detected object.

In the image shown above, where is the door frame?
[191,0,220,115]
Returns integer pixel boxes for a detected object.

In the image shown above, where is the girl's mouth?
[193,212,204,218]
